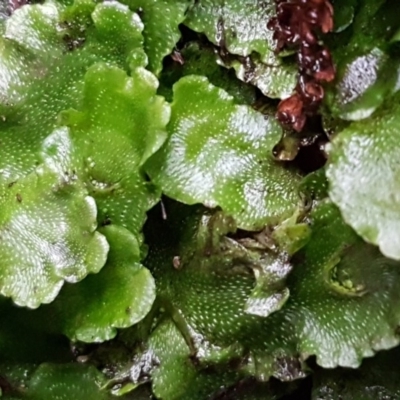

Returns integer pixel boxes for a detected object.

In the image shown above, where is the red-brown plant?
[268,0,335,132]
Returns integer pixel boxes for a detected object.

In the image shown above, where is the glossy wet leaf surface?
[42,225,155,342]
[23,364,109,400]
[0,361,150,399]
[225,53,297,100]
[146,75,302,231]
[183,0,297,99]
[260,202,400,368]
[327,93,400,260]
[244,251,292,318]
[325,0,400,120]
[0,0,146,184]
[56,62,169,237]
[145,200,400,372]
[144,202,264,349]
[148,318,240,400]
[185,0,277,63]
[2,0,400,398]
[123,0,192,75]
[0,0,166,306]
[0,166,108,308]
[327,47,400,121]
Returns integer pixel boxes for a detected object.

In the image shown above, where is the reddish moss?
[269,0,335,132]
